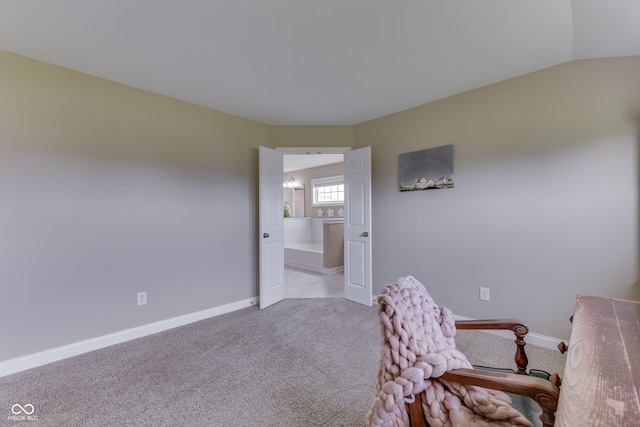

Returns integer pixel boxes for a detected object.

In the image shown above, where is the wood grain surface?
[556,295,640,426]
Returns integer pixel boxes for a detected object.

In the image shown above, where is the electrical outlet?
[479,287,490,302]
[137,291,147,306]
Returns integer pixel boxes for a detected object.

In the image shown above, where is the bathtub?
[284,218,344,274]
[284,243,324,273]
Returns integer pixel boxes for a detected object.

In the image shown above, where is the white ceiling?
[0,1,639,126]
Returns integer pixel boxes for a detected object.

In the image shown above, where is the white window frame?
[311,175,344,207]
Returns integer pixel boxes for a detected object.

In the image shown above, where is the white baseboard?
[284,260,322,273]
[0,297,259,378]
[322,266,344,275]
[1,300,562,378]
[452,314,562,351]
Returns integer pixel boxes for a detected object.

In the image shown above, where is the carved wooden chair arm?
[407,368,560,427]
[455,319,529,374]
[441,368,560,427]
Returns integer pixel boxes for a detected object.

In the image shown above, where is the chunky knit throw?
[367,276,532,427]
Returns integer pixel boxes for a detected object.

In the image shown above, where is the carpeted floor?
[0,298,565,426]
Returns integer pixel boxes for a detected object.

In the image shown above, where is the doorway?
[282,152,345,298]
[259,146,372,308]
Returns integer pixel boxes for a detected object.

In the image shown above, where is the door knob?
[263,233,269,238]
[361,231,369,237]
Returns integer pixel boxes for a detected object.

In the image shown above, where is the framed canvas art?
[399,145,454,191]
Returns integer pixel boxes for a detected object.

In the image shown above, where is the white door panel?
[344,147,372,306]
[259,146,284,309]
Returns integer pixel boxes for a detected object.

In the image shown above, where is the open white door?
[259,146,285,309]
[344,147,372,306]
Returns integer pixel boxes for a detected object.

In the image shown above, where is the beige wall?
[2,47,639,363]
[355,57,640,339]
[0,51,360,363]
[0,50,274,361]
[272,125,354,148]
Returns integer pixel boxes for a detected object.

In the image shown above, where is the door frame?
[276,147,352,156]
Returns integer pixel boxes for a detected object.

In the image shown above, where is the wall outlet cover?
[137,291,147,306]
[479,287,490,302]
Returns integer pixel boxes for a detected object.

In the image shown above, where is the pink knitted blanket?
[367,276,532,427]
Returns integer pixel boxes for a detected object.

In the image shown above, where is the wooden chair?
[407,319,561,427]
[369,277,562,427]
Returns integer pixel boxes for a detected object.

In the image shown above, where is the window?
[312,175,344,206]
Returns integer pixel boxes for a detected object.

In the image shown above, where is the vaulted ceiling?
[1,1,638,125]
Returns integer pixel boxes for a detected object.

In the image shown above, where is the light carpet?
[0,298,565,426]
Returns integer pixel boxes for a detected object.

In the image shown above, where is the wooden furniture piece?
[407,319,561,427]
[555,295,640,426]
[406,295,640,427]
